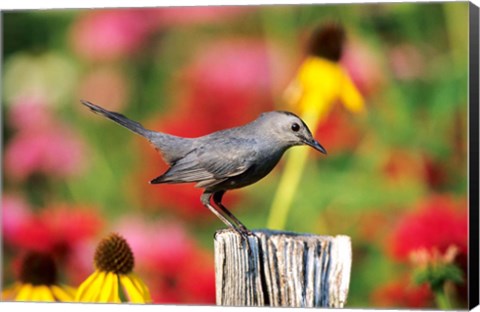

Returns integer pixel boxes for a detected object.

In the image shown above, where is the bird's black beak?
[305,139,327,155]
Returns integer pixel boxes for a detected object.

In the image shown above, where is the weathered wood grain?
[214,229,352,308]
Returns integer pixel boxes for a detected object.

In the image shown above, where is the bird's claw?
[234,225,254,240]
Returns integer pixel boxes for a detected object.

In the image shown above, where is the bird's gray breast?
[206,142,286,192]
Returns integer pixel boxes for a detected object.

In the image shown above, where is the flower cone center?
[20,252,57,286]
[94,233,134,274]
[307,22,345,61]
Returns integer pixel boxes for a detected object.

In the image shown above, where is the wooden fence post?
[214,229,352,308]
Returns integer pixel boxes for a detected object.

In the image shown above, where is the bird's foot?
[233,225,254,241]
[239,225,254,237]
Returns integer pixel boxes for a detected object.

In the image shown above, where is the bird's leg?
[201,192,237,231]
[212,191,253,236]
[211,192,254,254]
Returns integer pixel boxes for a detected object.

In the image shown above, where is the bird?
[80,100,327,236]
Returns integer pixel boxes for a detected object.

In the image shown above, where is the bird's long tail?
[81,100,151,138]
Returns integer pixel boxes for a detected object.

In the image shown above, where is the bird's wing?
[150,137,258,188]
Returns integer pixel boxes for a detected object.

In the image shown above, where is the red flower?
[371,277,433,308]
[114,217,216,304]
[389,194,467,262]
[2,201,104,285]
[3,204,103,259]
[147,106,216,138]
[314,106,363,154]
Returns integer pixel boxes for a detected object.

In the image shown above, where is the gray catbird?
[81,100,327,235]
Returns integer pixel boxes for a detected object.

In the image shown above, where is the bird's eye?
[291,123,300,132]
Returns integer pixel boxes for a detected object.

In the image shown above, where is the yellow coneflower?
[1,251,76,302]
[284,23,365,121]
[75,232,151,303]
[268,22,365,230]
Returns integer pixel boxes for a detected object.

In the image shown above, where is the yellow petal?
[15,284,34,301]
[98,272,120,303]
[119,275,143,303]
[120,273,151,303]
[51,285,75,302]
[62,285,77,298]
[97,272,114,303]
[339,72,365,114]
[75,271,99,302]
[128,273,152,303]
[30,286,55,302]
[109,273,120,303]
[298,57,342,109]
[75,270,106,302]
[86,271,108,302]
[2,282,22,300]
[294,56,365,122]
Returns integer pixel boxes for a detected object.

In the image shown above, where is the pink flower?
[114,217,194,271]
[70,9,153,62]
[114,217,215,304]
[7,96,53,130]
[341,39,385,96]
[2,194,33,241]
[183,39,290,130]
[4,124,88,181]
[153,6,251,27]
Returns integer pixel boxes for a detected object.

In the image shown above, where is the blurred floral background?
[1,2,470,308]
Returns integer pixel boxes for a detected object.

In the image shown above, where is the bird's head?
[257,111,327,154]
